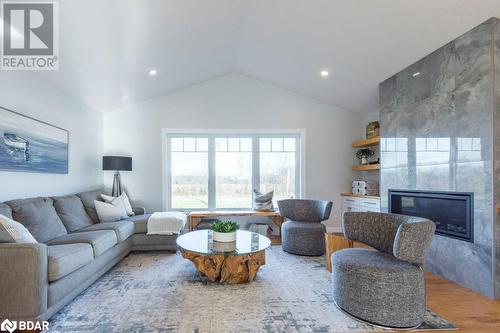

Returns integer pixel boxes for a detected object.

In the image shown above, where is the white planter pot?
[213,241,236,252]
[213,231,237,242]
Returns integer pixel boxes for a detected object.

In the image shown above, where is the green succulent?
[210,220,239,233]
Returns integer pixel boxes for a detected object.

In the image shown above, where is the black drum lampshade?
[102,156,132,196]
[102,156,132,171]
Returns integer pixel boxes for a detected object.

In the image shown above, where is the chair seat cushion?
[281,221,326,256]
[332,248,425,328]
[333,248,421,273]
[48,243,93,282]
[123,214,152,233]
[46,230,117,257]
[75,221,135,241]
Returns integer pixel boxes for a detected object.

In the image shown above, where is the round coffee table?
[176,230,271,284]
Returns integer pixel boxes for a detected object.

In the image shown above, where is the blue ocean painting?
[0,108,68,174]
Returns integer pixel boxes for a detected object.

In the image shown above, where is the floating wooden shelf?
[341,192,380,199]
[352,136,380,148]
[352,163,380,171]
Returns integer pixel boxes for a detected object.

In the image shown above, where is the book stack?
[352,180,379,196]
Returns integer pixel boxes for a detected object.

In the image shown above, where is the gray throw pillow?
[0,202,12,219]
[52,195,95,232]
[76,189,105,223]
[5,197,68,243]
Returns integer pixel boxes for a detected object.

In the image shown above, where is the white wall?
[0,72,103,201]
[103,73,361,227]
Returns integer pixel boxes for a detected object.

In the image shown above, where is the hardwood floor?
[424,272,500,333]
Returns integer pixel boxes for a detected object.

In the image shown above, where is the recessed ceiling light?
[149,69,157,76]
[320,70,329,77]
[412,72,421,77]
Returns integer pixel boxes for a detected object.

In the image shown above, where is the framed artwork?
[0,106,68,174]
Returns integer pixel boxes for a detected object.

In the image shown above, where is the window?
[166,133,301,210]
[215,138,253,208]
[170,137,209,209]
[259,138,296,202]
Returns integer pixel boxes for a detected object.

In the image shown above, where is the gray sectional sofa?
[0,189,177,322]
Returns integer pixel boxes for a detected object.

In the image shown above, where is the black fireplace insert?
[388,190,473,242]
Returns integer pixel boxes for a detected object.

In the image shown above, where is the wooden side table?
[325,232,353,272]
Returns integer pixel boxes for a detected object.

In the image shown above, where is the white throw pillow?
[101,192,134,216]
[0,214,37,243]
[94,199,128,222]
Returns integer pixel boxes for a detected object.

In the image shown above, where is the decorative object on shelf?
[351,180,379,196]
[369,158,380,165]
[253,189,274,211]
[103,156,132,197]
[356,148,375,165]
[366,121,379,139]
[0,106,69,174]
[210,220,239,242]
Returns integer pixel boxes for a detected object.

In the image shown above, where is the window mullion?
[252,136,260,196]
[295,135,301,198]
[208,136,216,210]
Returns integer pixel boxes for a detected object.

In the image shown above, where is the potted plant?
[356,148,375,165]
[210,220,239,242]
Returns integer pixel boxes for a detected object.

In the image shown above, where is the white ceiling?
[38,0,500,113]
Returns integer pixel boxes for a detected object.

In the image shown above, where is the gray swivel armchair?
[332,212,435,329]
[278,199,333,256]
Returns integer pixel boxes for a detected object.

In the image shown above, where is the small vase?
[361,157,368,165]
[213,231,237,242]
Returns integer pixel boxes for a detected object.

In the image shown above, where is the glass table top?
[176,230,271,255]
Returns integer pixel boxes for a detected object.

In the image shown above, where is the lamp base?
[112,171,123,197]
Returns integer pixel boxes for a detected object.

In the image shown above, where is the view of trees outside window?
[170,137,209,208]
[259,138,296,202]
[215,137,253,208]
[169,134,299,209]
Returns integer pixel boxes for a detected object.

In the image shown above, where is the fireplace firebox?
[388,190,473,242]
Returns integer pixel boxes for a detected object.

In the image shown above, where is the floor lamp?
[103,156,132,197]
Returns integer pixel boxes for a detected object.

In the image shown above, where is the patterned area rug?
[49,246,456,332]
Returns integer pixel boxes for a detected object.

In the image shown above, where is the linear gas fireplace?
[388,190,474,242]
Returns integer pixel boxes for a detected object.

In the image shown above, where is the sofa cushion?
[52,195,94,232]
[6,197,68,243]
[48,243,93,282]
[74,221,135,242]
[0,214,37,243]
[123,213,152,234]
[76,189,105,223]
[47,230,117,257]
[0,203,12,219]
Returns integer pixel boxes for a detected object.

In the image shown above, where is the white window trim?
[161,128,306,211]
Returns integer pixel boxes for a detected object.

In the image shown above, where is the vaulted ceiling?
[38,0,500,113]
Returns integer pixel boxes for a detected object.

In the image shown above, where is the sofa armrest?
[132,207,146,215]
[0,243,48,321]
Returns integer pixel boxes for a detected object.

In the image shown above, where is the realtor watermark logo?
[1,318,49,332]
[0,319,16,333]
[1,0,59,70]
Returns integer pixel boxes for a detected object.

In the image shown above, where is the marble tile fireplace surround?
[379,18,500,299]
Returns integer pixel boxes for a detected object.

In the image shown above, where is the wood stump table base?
[181,250,266,284]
